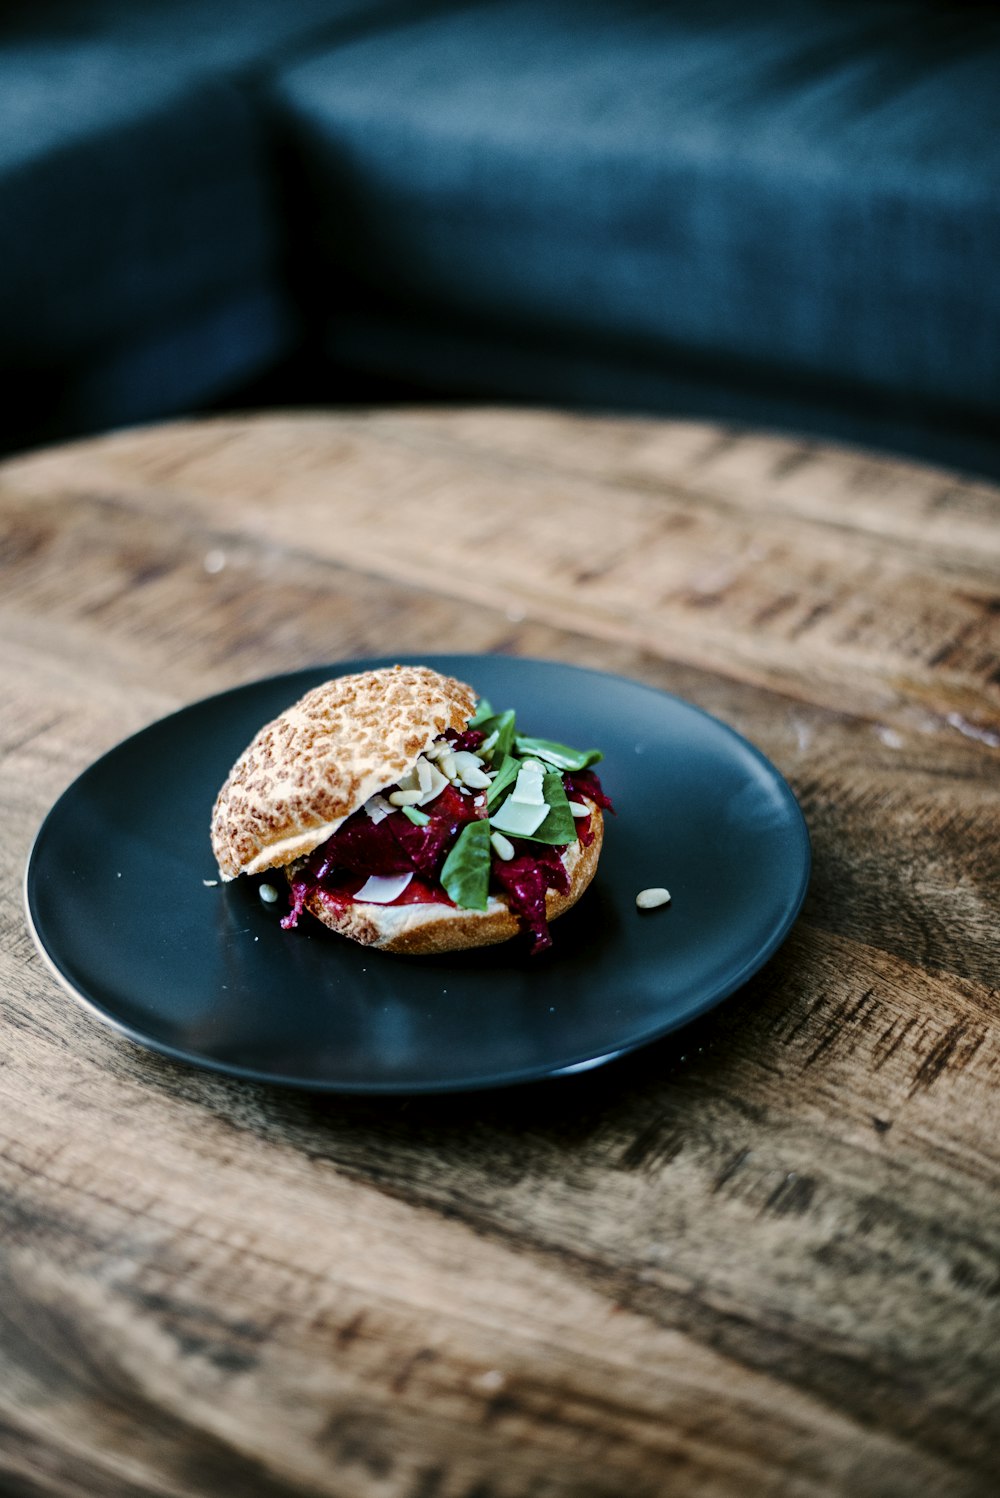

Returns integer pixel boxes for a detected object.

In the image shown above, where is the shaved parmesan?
[490,796,549,838]
[363,794,395,824]
[416,761,450,805]
[510,760,546,805]
[355,873,414,904]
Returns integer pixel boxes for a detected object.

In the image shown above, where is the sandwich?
[210,664,612,954]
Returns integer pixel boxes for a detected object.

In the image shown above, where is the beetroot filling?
[283,870,447,929]
[563,770,614,848]
[445,726,487,753]
[563,769,614,813]
[313,783,479,880]
[281,765,613,947]
[282,783,480,929]
[490,843,572,954]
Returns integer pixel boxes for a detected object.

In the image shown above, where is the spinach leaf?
[485,752,520,808]
[440,819,491,911]
[468,697,494,729]
[477,708,516,763]
[519,771,578,845]
[513,734,603,772]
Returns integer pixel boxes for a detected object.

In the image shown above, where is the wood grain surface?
[1,409,998,1498]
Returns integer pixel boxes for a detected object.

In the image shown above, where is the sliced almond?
[490,830,515,861]
[453,748,491,789]
[636,887,671,910]
[416,755,434,793]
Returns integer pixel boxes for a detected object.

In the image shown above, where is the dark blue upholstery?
[0,0,396,446]
[3,1,998,472]
[268,0,1000,472]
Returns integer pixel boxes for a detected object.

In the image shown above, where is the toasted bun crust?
[211,665,476,880]
[292,806,604,954]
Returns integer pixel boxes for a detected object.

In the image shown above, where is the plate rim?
[24,654,812,1094]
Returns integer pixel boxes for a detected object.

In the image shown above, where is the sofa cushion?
[268,0,1000,452]
[0,0,400,443]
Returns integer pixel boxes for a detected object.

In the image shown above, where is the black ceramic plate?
[25,655,809,1093]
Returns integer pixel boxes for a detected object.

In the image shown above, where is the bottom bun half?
[289,805,603,954]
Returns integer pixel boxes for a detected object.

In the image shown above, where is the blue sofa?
[3,0,999,476]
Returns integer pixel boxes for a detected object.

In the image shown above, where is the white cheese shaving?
[363,794,395,824]
[490,796,548,838]
[510,760,546,805]
[355,873,414,904]
[416,761,450,805]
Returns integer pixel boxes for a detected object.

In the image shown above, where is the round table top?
[2,407,999,1497]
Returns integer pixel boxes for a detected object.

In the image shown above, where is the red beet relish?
[282,781,479,929]
[444,726,486,753]
[563,769,614,813]
[282,765,613,949]
[490,842,571,954]
[286,869,445,924]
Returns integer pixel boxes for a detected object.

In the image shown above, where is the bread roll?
[211,665,476,880]
[211,663,604,953]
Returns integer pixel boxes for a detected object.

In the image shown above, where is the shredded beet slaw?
[281,736,612,953]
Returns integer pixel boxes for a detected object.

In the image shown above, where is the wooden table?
[2,409,998,1498]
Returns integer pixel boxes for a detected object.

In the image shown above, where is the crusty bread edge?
[212,666,477,880]
[291,805,604,954]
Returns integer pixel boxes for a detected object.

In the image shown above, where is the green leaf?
[513,734,603,772]
[518,771,578,845]
[440,819,492,911]
[494,709,517,760]
[401,805,430,826]
[485,752,520,808]
[468,697,494,729]
[476,708,516,764]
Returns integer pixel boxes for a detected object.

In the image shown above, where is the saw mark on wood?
[334,1309,367,1350]
[712,1148,752,1195]
[619,1112,688,1173]
[390,1346,439,1396]
[803,989,878,1068]
[408,1469,446,1498]
[872,1016,920,1071]
[762,1173,818,1218]
[790,599,836,638]
[909,1022,988,1097]
[751,593,799,627]
[121,1286,265,1373]
[318,1411,395,1479]
[927,619,979,669]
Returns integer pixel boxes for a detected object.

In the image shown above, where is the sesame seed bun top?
[211,664,477,880]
